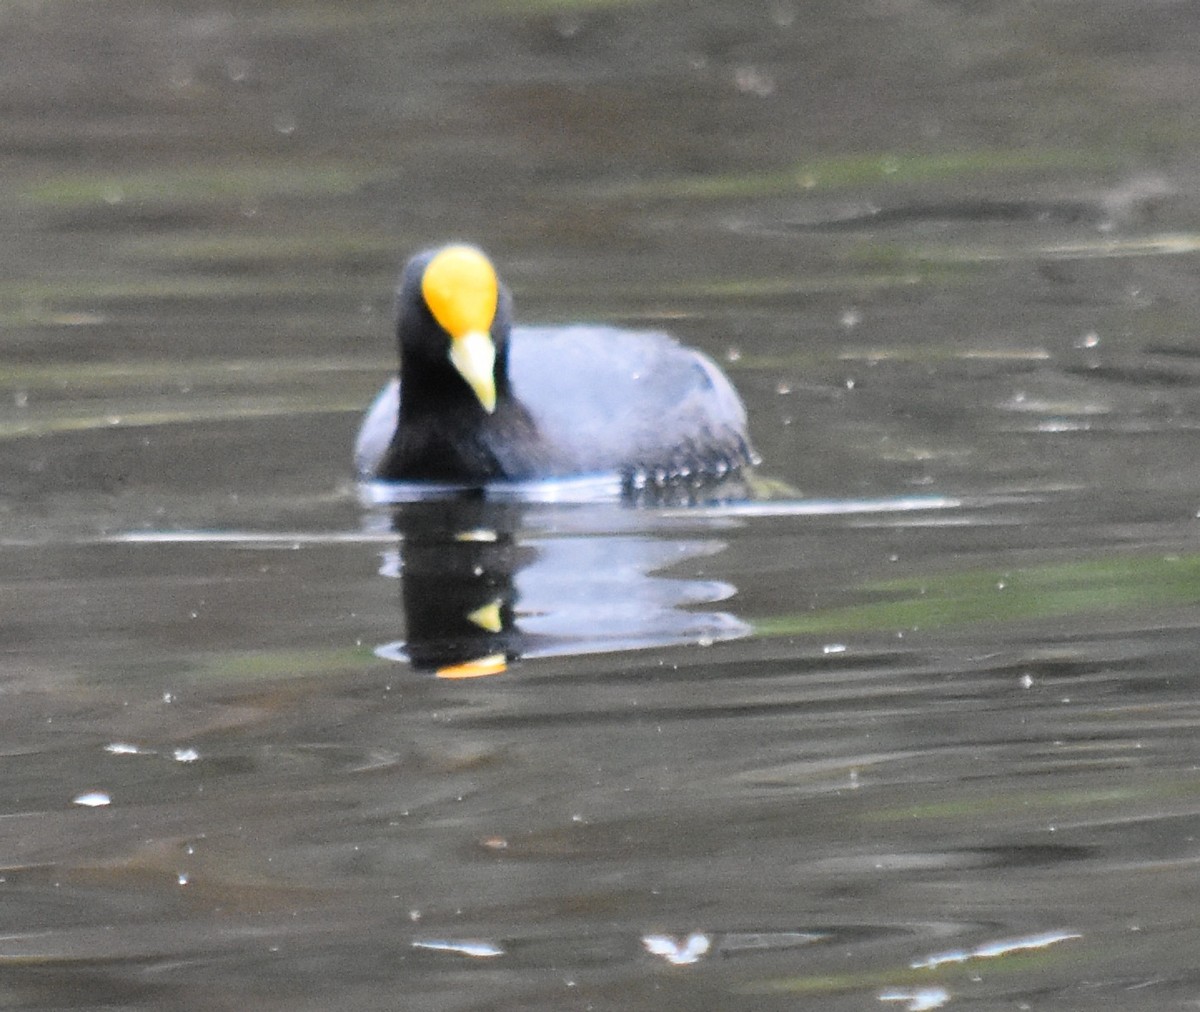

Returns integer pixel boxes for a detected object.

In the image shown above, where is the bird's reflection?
[373,496,750,677]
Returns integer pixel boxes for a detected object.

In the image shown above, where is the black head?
[394,245,515,416]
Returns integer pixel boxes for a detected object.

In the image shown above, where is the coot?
[355,245,756,488]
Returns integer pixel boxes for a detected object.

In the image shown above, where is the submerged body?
[355,246,757,488]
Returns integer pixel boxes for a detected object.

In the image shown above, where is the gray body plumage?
[355,324,754,485]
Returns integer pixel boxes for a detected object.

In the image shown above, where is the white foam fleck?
[642,932,711,965]
[411,939,503,958]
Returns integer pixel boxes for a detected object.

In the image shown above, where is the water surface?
[5,1,1200,1008]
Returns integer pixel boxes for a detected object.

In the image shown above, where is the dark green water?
[6,1,1200,1008]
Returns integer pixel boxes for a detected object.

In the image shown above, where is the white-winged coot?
[355,245,757,488]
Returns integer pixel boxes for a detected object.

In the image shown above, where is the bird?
[354,244,757,489]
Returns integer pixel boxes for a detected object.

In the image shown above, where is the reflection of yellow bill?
[436,653,507,679]
[466,600,502,634]
[455,528,498,543]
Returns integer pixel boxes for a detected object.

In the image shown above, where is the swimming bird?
[354,245,757,489]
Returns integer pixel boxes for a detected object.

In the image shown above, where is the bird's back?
[507,325,754,481]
